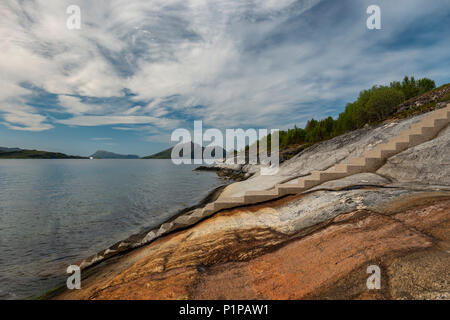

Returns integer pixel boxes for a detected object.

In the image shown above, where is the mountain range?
[89,150,140,159]
[0,147,87,159]
[0,147,21,152]
[142,142,227,160]
[0,144,226,160]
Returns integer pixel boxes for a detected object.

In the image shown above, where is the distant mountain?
[0,147,21,152]
[90,150,140,159]
[143,142,227,160]
[143,147,173,159]
[0,147,87,159]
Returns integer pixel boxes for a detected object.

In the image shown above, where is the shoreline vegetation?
[278,77,441,148]
[201,78,450,178]
[239,77,449,163]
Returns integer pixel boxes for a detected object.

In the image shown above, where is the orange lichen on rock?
[54,197,450,300]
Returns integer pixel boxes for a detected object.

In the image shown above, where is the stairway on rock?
[198,104,450,216]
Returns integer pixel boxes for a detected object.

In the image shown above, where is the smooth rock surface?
[219,113,431,198]
[51,110,450,300]
[54,195,450,300]
[377,126,450,185]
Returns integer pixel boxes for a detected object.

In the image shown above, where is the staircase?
[197,105,450,215]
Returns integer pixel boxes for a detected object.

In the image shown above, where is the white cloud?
[57,115,180,128]
[1,0,449,135]
[0,0,326,131]
[1,108,53,132]
[123,106,142,115]
[111,125,161,134]
[91,137,113,141]
[58,96,103,115]
[144,135,172,144]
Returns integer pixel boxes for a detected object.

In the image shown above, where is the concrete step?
[392,140,410,151]
[433,106,450,119]
[276,184,307,195]
[410,120,435,131]
[422,116,448,127]
[433,117,449,128]
[407,127,429,136]
[244,190,279,202]
[379,140,410,156]
[202,203,215,215]
[213,197,245,210]
[384,140,406,153]
[347,157,366,166]
[414,125,439,138]
[378,146,400,158]
[365,148,387,159]
[334,163,366,175]
[341,157,379,171]
[388,135,411,145]
[215,196,245,204]
[310,170,347,181]
[299,177,322,189]
[347,156,382,171]
[424,107,450,126]
[406,127,437,143]
[444,105,450,117]
[402,131,424,145]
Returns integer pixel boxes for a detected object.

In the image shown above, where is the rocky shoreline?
[51,187,450,300]
[39,181,233,299]
[46,105,449,300]
[195,165,253,181]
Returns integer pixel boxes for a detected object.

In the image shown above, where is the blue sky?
[1,0,449,157]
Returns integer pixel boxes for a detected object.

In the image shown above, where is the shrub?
[365,87,405,122]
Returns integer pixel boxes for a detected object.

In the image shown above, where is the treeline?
[278,76,436,148]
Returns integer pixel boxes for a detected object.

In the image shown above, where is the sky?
[1,0,449,157]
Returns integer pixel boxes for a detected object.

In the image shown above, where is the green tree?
[366,87,405,122]
[417,78,436,94]
[305,118,318,131]
[400,76,419,99]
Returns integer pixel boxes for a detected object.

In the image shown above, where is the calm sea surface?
[0,159,223,299]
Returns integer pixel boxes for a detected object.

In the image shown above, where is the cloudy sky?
[1,0,449,156]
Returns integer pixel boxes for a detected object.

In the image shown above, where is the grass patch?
[439,92,450,102]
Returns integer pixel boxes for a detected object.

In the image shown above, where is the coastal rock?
[174,214,200,226]
[140,231,157,244]
[396,84,450,113]
[218,112,431,198]
[51,109,450,300]
[54,194,450,300]
[377,126,450,185]
[309,173,390,191]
